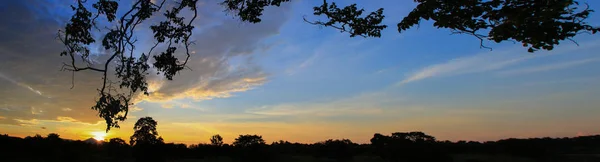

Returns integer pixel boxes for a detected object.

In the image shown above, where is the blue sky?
[1,0,600,144]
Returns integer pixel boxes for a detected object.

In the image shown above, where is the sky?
[1,0,600,145]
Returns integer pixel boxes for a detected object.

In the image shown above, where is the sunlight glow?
[91,131,107,141]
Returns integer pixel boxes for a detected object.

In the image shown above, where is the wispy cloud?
[286,52,321,75]
[397,52,533,86]
[396,39,600,86]
[161,103,175,109]
[246,91,405,118]
[497,58,600,76]
[0,72,46,97]
[57,116,78,122]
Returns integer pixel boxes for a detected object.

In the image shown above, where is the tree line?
[1,117,599,162]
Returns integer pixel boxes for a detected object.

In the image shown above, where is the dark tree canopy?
[210,134,224,146]
[4,132,600,162]
[109,137,128,146]
[233,134,266,147]
[370,132,446,162]
[226,0,600,52]
[46,133,61,140]
[60,0,600,132]
[129,117,163,146]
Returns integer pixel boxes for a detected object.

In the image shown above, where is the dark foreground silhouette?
[1,132,599,162]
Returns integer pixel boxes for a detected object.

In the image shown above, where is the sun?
[91,131,107,141]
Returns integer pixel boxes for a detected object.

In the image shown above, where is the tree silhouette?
[233,134,265,147]
[59,0,199,132]
[60,0,600,131]
[130,117,165,162]
[225,0,600,52]
[47,133,61,141]
[130,117,163,146]
[315,139,357,162]
[210,134,224,146]
[106,138,130,161]
[371,132,450,162]
[232,134,269,161]
[109,137,128,146]
[3,132,600,161]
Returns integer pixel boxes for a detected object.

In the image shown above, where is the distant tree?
[371,132,450,162]
[233,134,266,147]
[315,139,357,162]
[272,140,291,145]
[232,134,269,161]
[47,133,61,141]
[60,0,599,132]
[210,134,224,146]
[130,117,163,146]
[391,131,436,143]
[107,138,130,161]
[26,134,44,140]
[130,117,165,162]
[109,138,128,146]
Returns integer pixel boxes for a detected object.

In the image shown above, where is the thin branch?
[303,16,367,38]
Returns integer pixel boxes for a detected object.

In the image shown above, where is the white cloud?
[0,72,46,97]
[497,58,600,76]
[397,39,600,86]
[397,51,533,86]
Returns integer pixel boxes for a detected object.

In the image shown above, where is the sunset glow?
[91,131,106,141]
[0,0,599,145]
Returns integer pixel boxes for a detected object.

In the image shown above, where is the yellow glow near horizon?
[91,131,107,141]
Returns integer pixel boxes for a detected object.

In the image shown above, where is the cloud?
[397,51,534,86]
[13,119,40,126]
[497,58,600,76]
[286,52,321,75]
[161,103,175,109]
[180,103,191,109]
[30,107,44,115]
[130,106,144,112]
[0,0,291,126]
[57,116,78,122]
[0,72,46,97]
[131,1,291,102]
[397,39,600,86]
[246,91,408,119]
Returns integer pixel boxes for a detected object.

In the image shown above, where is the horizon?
[3,131,600,146]
[1,0,600,146]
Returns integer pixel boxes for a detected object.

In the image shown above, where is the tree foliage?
[60,0,600,132]
[129,117,163,146]
[233,134,265,147]
[59,0,198,132]
[225,0,599,51]
[210,134,224,146]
